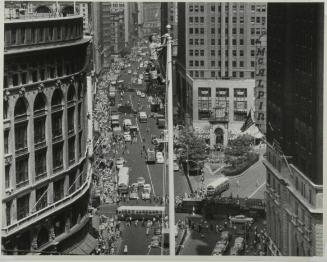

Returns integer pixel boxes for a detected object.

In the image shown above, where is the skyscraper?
[264,3,323,256]
[176,2,266,147]
[2,3,93,254]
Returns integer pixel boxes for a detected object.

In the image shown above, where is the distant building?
[138,2,161,38]
[176,2,266,147]
[2,4,94,255]
[264,3,323,256]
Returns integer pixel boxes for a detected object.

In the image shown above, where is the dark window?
[53,143,63,171]
[54,178,64,202]
[40,69,45,80]
[240,39,244,45]
[68,107,75,133]
[240,61,244,67]
[49,27,53,40]
[21,72,27,85]
[232,61,236,67]
[31,70,38,82]
[16,157,29,188]
[11,29,16,44]
[240,72,244,77]
[69,172,76,194]
[211,5,215,12]
[211,61,215,66]
[39,27,44,42]
[52,112,62,138]
[21,28,25,44]
[189,28,193,34]
[4,130,9,154]
[17,194,29,220]
[15,123,27,151]
[232,28,236,34]
[211,50,215,56]
[211,39,215,45]
[35,149,47,178]
[36,186,47,211]
[240,50,244,56]
[5,165,10,189]
[211,71,215,77]
[240,28,244,34]
[69,137,75,163]
[251,39,255,45]
[200,17,204,23]
[34,118,46,144]
[79,132,82,157]
[211,28,215,34]
[12,74,19,86]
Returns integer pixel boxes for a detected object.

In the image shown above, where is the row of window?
[189,48,257,57]
[189,16,266,24]
[189,3,266,13]
[5,163,86,225]
[189,37,261,46]
[5,22,83,47]
[189,70,254,79]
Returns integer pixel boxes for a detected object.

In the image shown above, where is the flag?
[241,110,255,132]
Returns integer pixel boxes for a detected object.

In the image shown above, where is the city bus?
[206,176,230,196]
[116,206,165,220]
[118,167,130,194]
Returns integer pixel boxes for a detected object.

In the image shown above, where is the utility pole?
[166,24,175,256]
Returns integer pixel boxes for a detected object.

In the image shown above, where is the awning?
[64,233,97,255]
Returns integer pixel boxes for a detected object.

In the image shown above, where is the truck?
[118,167,129,194]
[146,149,156,164]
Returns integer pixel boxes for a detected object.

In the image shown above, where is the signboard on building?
[254,33,267,134]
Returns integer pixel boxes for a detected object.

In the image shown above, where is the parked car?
[129,187,139,200]
[124,132,132,142]
[156,152,164,164]
[141,184,151,200]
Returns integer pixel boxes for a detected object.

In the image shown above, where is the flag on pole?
[241,110,255,132]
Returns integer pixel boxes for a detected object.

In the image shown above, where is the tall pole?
[166,24,175,256]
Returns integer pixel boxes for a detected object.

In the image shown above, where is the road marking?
[248,182,266,199]
[130,94,156,196]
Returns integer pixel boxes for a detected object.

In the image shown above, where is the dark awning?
[64,233,97,255]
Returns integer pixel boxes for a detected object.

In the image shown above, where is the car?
[140,92,146,98]
[129,188,139,200]
[141,184,151,200]
[137,177,145,187]
[156,152,164,164]
[124,132,132,142]
[116,157,124,170]
[229,215,254,224]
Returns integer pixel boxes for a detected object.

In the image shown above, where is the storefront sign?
[254,33,267,134]
[198,87,211,97]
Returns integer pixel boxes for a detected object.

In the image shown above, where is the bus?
[117,206,165,220]
[118,167,129,194]
[206,176,230,196]
[139,112,147,123]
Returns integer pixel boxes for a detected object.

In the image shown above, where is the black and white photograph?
[1,0,324,258]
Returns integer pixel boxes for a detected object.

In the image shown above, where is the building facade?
[264,3,323,256]
[2,6,93,254]
[176,2,266,147]
[138,2,161,38]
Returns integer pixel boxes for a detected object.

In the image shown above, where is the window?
[200,71,204,77]
[194,5,199,12]
[40,69,45,81]
[49,27,53,40]
[34,118,46,144]
[6,202,11,226]
[189,28,193,34]
[21,28,25,44]
[232,72,237,77]
[251,28,255,35]
[211,61,215,67]
[251,39,255,45]
[240,39,244,45]
[200,28,204,34]
[256,17,260,23]
[16,157,29,188]
[68,107,75,133]
[232,28,236,34]
[68,137,75,163]
[200,17,204,23]
[189,50,193,56]
[233,50,237,56]
[251,61,255,67]
[15,123,27,151]
[240,17,244,23]
[240,72,244,77]
[195,61,199,66]
[200,39,204,45]
[52,112,62,138]
[195,28,199,34]
[200,61,204,66]
[69,172,76,194]
[195,17,199,23]
[240,61,244,67]
[4,130,9,154]
[211,17,215,23]
[232,39,236,45]
[35,149,47,178]
[21,72,27,85]
[189,60,193,67]
[5,165,10,189]
[240,50,244,56]
[211,71,215,77]
[211,50,215,56]
[232,61,236,67]
[211,39,215,45]
[17,194,29,220]
[232,17,237,23]
[36,186,47,211]
[195,71,199,77]
[198,88,212,120]
[240,28,244,34]
[211,5,215,12]
[189,39,193,45]
[12,74,19,86]
[200,5,204,12]
[78,104,82,128]
[195,50,199,56]
[194,39,199,45]
[31,70,38,82]
[54,178,64,202]
[200,50,204,56]
[11,29,16,44]
[53,143,63,171]
[189,17,193,23]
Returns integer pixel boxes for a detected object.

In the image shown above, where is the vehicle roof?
[207,176,229,188]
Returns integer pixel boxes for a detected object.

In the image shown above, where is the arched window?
[77,81,83,100]
[14,97,28,117]
[35,6,51,14]
[67,84,76,102]
[51,89,63,139]
[34,93,46,112]
[51,89,63,107]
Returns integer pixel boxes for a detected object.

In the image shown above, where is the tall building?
[2,3,94,254]
[264,3,323,256]
[176,2,266,147]
[100,2,138,68]
[138,2,161,38]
